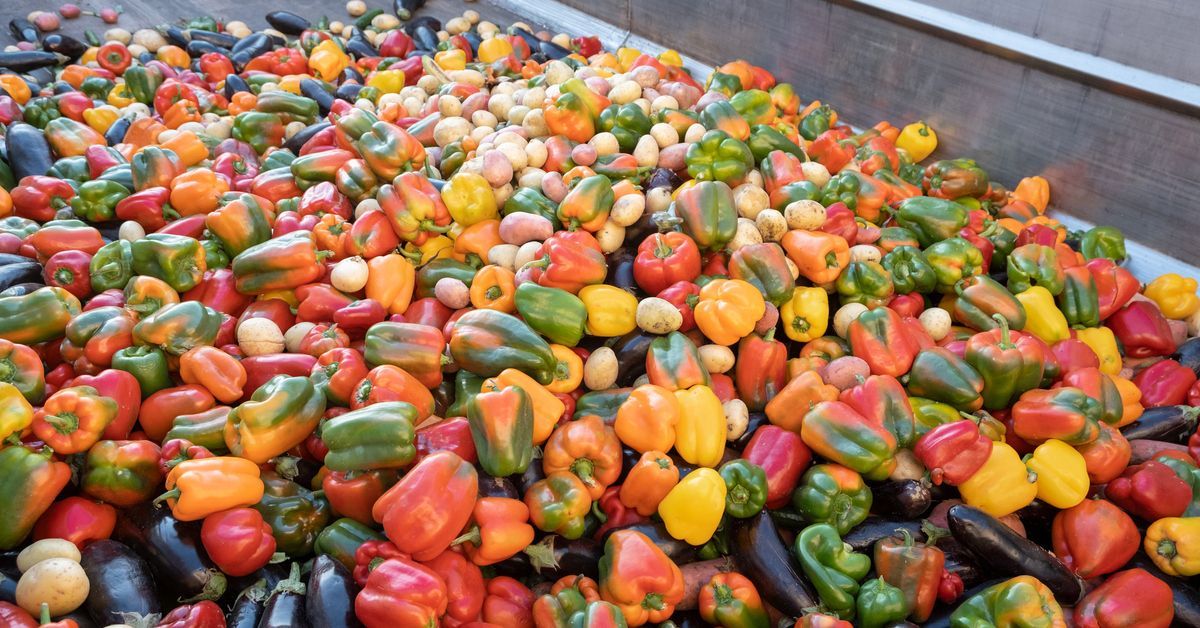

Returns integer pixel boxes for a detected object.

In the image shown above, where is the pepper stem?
[571,457,595,484]
[152,488,181,507]
[642,593,665,611]
[920,520,950,546]
[452,526,482,547]
[43,412,79,435]
[653,234,673,259]
[524,536,558,572]
[40,603,51,625]
[180,569,227,603]
[992,313,1012,348]
[1158,538,1179,560]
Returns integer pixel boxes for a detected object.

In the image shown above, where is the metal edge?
[483,0,1200,283]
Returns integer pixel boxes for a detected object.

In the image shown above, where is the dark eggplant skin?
[299,80,335,116]
[493,535,602,581]
[919,579,1007,628]
[105,115,133,147]
[186,40,222,58]
[539,40,573,60]
[1120,405,1200,443]
[602,521,698,565]
[0,263,41,293]
[1175,336,1200,376]
[8,19,37,43]
[230,33,273,70]
[223,74,251,98]
[946,504,1083,604]
[7,122,53,180]
[731,412,769,451]
[163,26,189,48]
[478,475,520,500]
[0,550,18,603]
[612,330,654,387]
[306,555,361,628]
[225,562,292,603]
[42,35,88,62]
[284,121,330,154]
[871,479,932,519]
[225,592,264,628]
[345,29,379,59]
[518,456,546,495]
[622,211,658,250]
[335,82,365,104]
[189,29,238,48]
[259,591,307,628]
[841,516,924,553]
[410,25,439,52]
[266,11,311,36]
[0,282,45,297]
[1125,552,1200,628]
[114,504,227,603]
[79,540,160,625]
[404,16,441,37]
[730,511,819,617]
[1013,500,1058,548]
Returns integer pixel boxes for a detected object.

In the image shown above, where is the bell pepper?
[12,176,74,221]
[1015,286,1070,344]
[450,496,534,567]
[129,233,205,293]
[1073,568,1174,628]
[198,507,275,579]
[557,175,615,232]
[905,347,985,411]
[1054,265,1101,327]
[780,286,829,343]
[31,386,117,455]
[820,170,887,222]
[672,180,738,251]
[321,401,417,471]
[525,471,592,540]
[579,285,638,337]
[1024,438,1089,509]
[894,121,937,161]
[718,459,768,519]
[598,529,685,626]
[748,125,804,163]
[1143,274,1200,322]
[542,414,620,498]
[425,549,487,625]
[307,347,366,409]
[634,232,702,297]
[315,518,384,570]
[45,117,105,158]
[225,375,325,464]
[795,523,871,619]
[322,469,396,527]
[67,178,127,223]
[957,442,1038,517]
[373,451,477,560]
[164,407,232,453]
[0,445,71,549]
[834,261,893,308]
[1085,258,1138,320]
[0,341,43,406]
[801,400,897,480]
[1076,326,1121,375]
[534,576,603,628]
[925,237,984,293]
[0,381,32,444]
[782,229,850,284]
[1012,386,1102,446]
[1155,453,1200,516]
[848,306,920,378]
[1107,460,1192,521]
[178,345,245,404]
[157,456,264,521]
[1059,368,1126,426]
[158,438,214,476]
[880,246,936,295]
[870,529,944,623]
[616,451,679,519]
[1108,301,1175,358]
[110,345,171,397]
[0,287,81,345]
[355,557,448,628]
[921,158,989,198]
[138,385,217,443]
[1051,499,1139,580]
[464,386,533,477]
[731,331,786,412]
[612,383,678,454]
[792,463,872,534]
[355,121,425,180]
[449,309,557,384]
[952,275,1027,332]
[88,241,134,295]
[513,282,588,348]
[964,314,1044,410]
[809,129,856,173]
[1005,243,1064,296]
[231,231,327,294]
[949,576,1065,627]
[856,577,910,628]
[129,147,180,192]
[836,374,914,448]
[764,369,839,433]
[61,305,134,369]
[894,197,968,248]
[231,111,286,154]
[669,384,725,468]
[480,367,565,446]
[694,279,765,346]
[363,322,445,388]
[1145,517,1200,576]
[545,90,596,142]
[520,235,607,294]
[253,472,331,557]
[684,129,755,185]
[643,331,709,392]
[915,418,992,486]
[204,194,275,258]
[696,572,769,628]
[132,300,221,355]
[375,172,450,244]
[1079,225,1128,263]
[28,220,105,262]
[740,426,809,510]
[80,439,162,508]
[657,467,726,545]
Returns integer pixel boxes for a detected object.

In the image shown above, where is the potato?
[919,307,952,341]
[488,244,520,272]
[499,213,554,245]
[801,161,831,188]
[595,221,625,254]
[330,256,369,293]
[723,399,749,442]
[636,297,683,334]
[610,194,646,227]
[726,218,763,251]
[734,184,770,220]
[834,303,869,338]
[822,356,870,390]
[784,199,826,230]
[699,344,735,374]
[848,244,882,263]
[435,278,471,309]
[283,322,315,354]
[584,347,618,390]
[754,209,787,242]
[238,318,285,356]
[17,539,80,573]
[16,557,89,616]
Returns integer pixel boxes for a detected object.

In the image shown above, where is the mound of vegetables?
[0,1,1199,627]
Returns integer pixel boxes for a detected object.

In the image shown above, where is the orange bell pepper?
[455,496,536,567]
[158,456,264,521]
[1111,374,1144,426]
[366,253,416,315]
[162,100,201,129]
[1013,176,1050,213]
[543,415,623,499]
[599,529,686,626]
[619,451,680,516]
[123,118,167,149]
[170,168,228,216]
[482,368,564,445]
[614,384,680,453]
[469,265,516,313]
[453,219,503,266]
[178,346,247,404]
[160,131,208,168]
[765,370,840,433]
[228,92,258,115]
[546,344,583,394]
[694,279,766,346]
[782,230,850,284]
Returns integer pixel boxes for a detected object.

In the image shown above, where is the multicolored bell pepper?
[952,275,1026,332]
[32,385,118,454]
[0,287,81,345]
[131,300,221,355]
[949,576,1065,627]
[225,375,326,463]
[598,529,686,626]
[839,374,916,449]
[231,231,327,294]
[792,463,872,534]
[801,401,897,480]
[848,307,919,378]
[925,237,984,293]
[80,439,162,507]
[922,159,989,199]
[468,386,534,478]
[905,347,985,411]
[0,445,71,549]
[448,309,557,384]
[673,180,738,251]
[524,471,591,540]
[320,401,418,471]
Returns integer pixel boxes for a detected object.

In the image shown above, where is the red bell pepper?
[632,232,702,296]
[937,568,964,604]
[272,211,320,237]
[351,365,434,420]
[31,496,116,548]
[115,187,176,232]
[32,386,118,454]
[1134,359,1197,408]
[0,602,34,628]
[1107,301,1176,358]
[808,129,855,173]
[1086,258,1139,320]
[352,539,407,585]
[848,306,920,378]
[1105,460,1192,521]
[69,370,140,440]
[138,385,215,442]
[355,557,448,628]
[158,438,214,475]
[1073,568,1174,628]
[415,417,478,464]
[241,353,317,397]
[839,373,917,448]
[11,176,75,222]
[517,235,607,295]
[735,331,787,412]
[296,284,355,324]
[200,507,276,577]
[402,298,454,329]
[323,469,397,527]
[741,424,812,509]
[27,221,105,262]
[819,202,858,243]
[155,600,225,628]
[1050,338,1100,374]
[1050,499,1139,579]
[334,300,387,338]
[657,281,700,332]
[914,420,993,486]
[424,549,486,626]
[372,451,477,561]
[482,577,536,627]
[311,347,369,408]
[183,269,254,317]
[594,485,647,539]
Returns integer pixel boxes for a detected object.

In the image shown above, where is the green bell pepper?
[70,179,129,222]
[80,75,114,100]
[684,129,754,184]
[110,345,171,397]
[747,124,804,163]
[835,261,895,308]
[895,197,969,248]
[1057,265,1100,328]
[952,275,1027,331]
[260,148,296,171]
[131,301,221,356]
[949,576,1065,628]
[514,282,588,347]
[598,103,652,152]
[718,459,767,519]
[131,233,206,292]
[503,187,560,223]
[857,577,911,628]
[1079,226,1127,263]
[923,158,990,199]
[446,370,485,419]
[881,246,937,295]
[820,171,863,209]
[227,375,326,464]
[798,104,833,141]
[254,90,319,124]
[572,388,631,422]
[1006,244,1065,296]
[910,397,965,437]
[729,89,775,125]
[0,217,39,240]
[123,65,164,104]
[200,239,230,270]
[925,237,985,294]
[792,463,872,534]
[794,523,872,619]
[0,287,81,345]
[48,156,90,183]
[254,473,333,557]
[164,407,231,453]
[415,258,478,300]
[448,309,557,384]
[728,242,794,306]
[314,517,384,570]
[468,385,534,477]
[319,401,417,472]
[706,71,743,98]
[0,445,69,549]
[90,240,134,293]
[22,96,62,129]
[905,347,985,411]
[232,111,286,154]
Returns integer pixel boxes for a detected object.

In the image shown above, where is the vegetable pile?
[0,2,1199,627]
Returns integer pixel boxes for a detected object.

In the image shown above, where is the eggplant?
[224,74,250,98]
[518,456,546,494]
[920,579,1007,628]
[105,115,133,147]
[461,32,483,53]
[8,20,37,43]
[26,67,54,87]
[41,35,88,62]
[114,504,227,603]
[334,82,365,104]
[0,263,44,293]
[604,249,638,294]
[0,550,18,603]
[508,28,542,52]
[612,330,654,386]
[1125,552,1200,627]
[1014,499,1058,548]
[661,610,708,627]
[871,479,932,519]
[230,33,273,70]
[841,516,925,553]
[258,563,308,628]
[299,79,336,116]
[1176,337,1200,376]
[404,16,441,37]
[410,25,439,52]
[226,561,293,602]
[622,211,658,249]
[394,0,426,17]
[730,511,819,617]
[266,11,311,36]
[1121,405,1200,443]
[284,121,330,155]
[6,123,53,179]
[189,29,238,48]
[186,40,222,58]
[478,475,520,500]
[0,51,60,73]
[340,66,364,86]
[345,29,378,59]
[306,555,361,628]
[163,26,189,48]
[540,40,574,60]
[731,412,769,451]
[78,540,159,625]
[946,504,1083,604]
[0,282,45,297]
[494,535,602,580]
[225,580,269,628]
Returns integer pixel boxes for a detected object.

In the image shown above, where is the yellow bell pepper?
[895,121,937,162]
[477,37,514,63]
[107,83,135,107]
[80,47,98,65]
[1110,374,1144,426]
[435,49,467,71]
[579,285,637,337]
[482,368,564,445]
[657,467,726,545]
[1145,517,1200,576]
[1023,439,1088,509]
[0,381,33,442]
[276,75,305,94]
[780,286,829,342]
[694,279,766,346]
[257,289,299,308]
[159,456,265,522]
[367,69,406,94]
[658,49,683,67]
[1075,326,1121,375]
[616,47,642,71]
[1014,286,1069,344]
[591,52,621,71]
[442,172,499,227]
[673,385,725,468]
[958,442,1037,517]
[308,39,349,82]
[82,106,119,134]
[1144,273,1200,320]
[410,236,454,264]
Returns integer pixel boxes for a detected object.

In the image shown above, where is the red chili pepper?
[1133,359,1198,407]
[741,425,812,509]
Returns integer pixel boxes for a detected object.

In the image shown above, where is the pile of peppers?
[0,2,1199,627]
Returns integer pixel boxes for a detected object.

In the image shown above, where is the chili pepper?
[1134,358,1197,407]
[598,529,685,626]
[848,306,920,378]
[156,456,264,521]
[1087,258,1139,320]
[949,576,1065,627]
[1051,499,1139,580]
[226,375,326,464]
[1073,568,1174,628]
[794,523,871,619]
[905,347,985,411]
[1145,516,1200,576]
[1105,460,1191,521]
[1014,286,1070,344]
